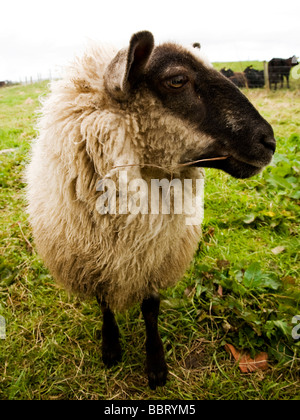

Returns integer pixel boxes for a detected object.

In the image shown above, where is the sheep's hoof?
[146,361,168,390]
[102,342,122,368]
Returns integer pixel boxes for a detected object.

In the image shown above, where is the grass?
[0,71,299,400]
[213,60,265,73]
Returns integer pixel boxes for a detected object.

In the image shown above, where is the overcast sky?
[1,0,299,82]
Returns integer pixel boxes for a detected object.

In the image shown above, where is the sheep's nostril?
[261,135,276,154]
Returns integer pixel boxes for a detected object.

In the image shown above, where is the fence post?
[264,61,269,89]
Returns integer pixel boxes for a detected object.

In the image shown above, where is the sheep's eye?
[165,75,188,89]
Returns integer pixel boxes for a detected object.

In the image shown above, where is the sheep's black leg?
[97,298,122,367]
[141,292,168,390]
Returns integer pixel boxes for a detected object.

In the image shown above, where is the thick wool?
[26,43,207,311]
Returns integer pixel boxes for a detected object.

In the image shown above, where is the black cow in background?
[268,56,298,90]
[220,68,234,78]
[221,67,264,88]
[244,66,265,88]
[220,68,247,87]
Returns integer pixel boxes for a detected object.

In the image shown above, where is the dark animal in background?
[221,66,265,89]
[244,66,265,88]
[220,68,246,87]
[220,68,234,78]
[229,72,247,88]
[268,56,299,90]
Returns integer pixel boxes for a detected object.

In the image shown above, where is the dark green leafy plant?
[188,260,300,361]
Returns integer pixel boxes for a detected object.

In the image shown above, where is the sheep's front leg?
[141,292,168,390]
[97,298,122,367]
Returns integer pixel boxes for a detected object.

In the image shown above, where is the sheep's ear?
[105,31,154,101]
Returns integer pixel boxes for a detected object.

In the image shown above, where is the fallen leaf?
[225,343,240,361]
[271,246,285,255]
[239,351,269,373]
[225,343,268,373]
[217,285,223,296]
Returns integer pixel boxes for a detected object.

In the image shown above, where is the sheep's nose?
[260,134,276,153]
[254,124,276,154]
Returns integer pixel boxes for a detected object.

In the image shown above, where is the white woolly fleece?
[26,42,207,311]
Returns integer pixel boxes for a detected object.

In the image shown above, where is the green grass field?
[0,68,299,399]
[213,60,265,72]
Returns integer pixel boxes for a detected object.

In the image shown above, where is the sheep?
[26,31,276,390]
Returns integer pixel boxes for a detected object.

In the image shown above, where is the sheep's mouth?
[179,156,229,168]
[182,155,266,179]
